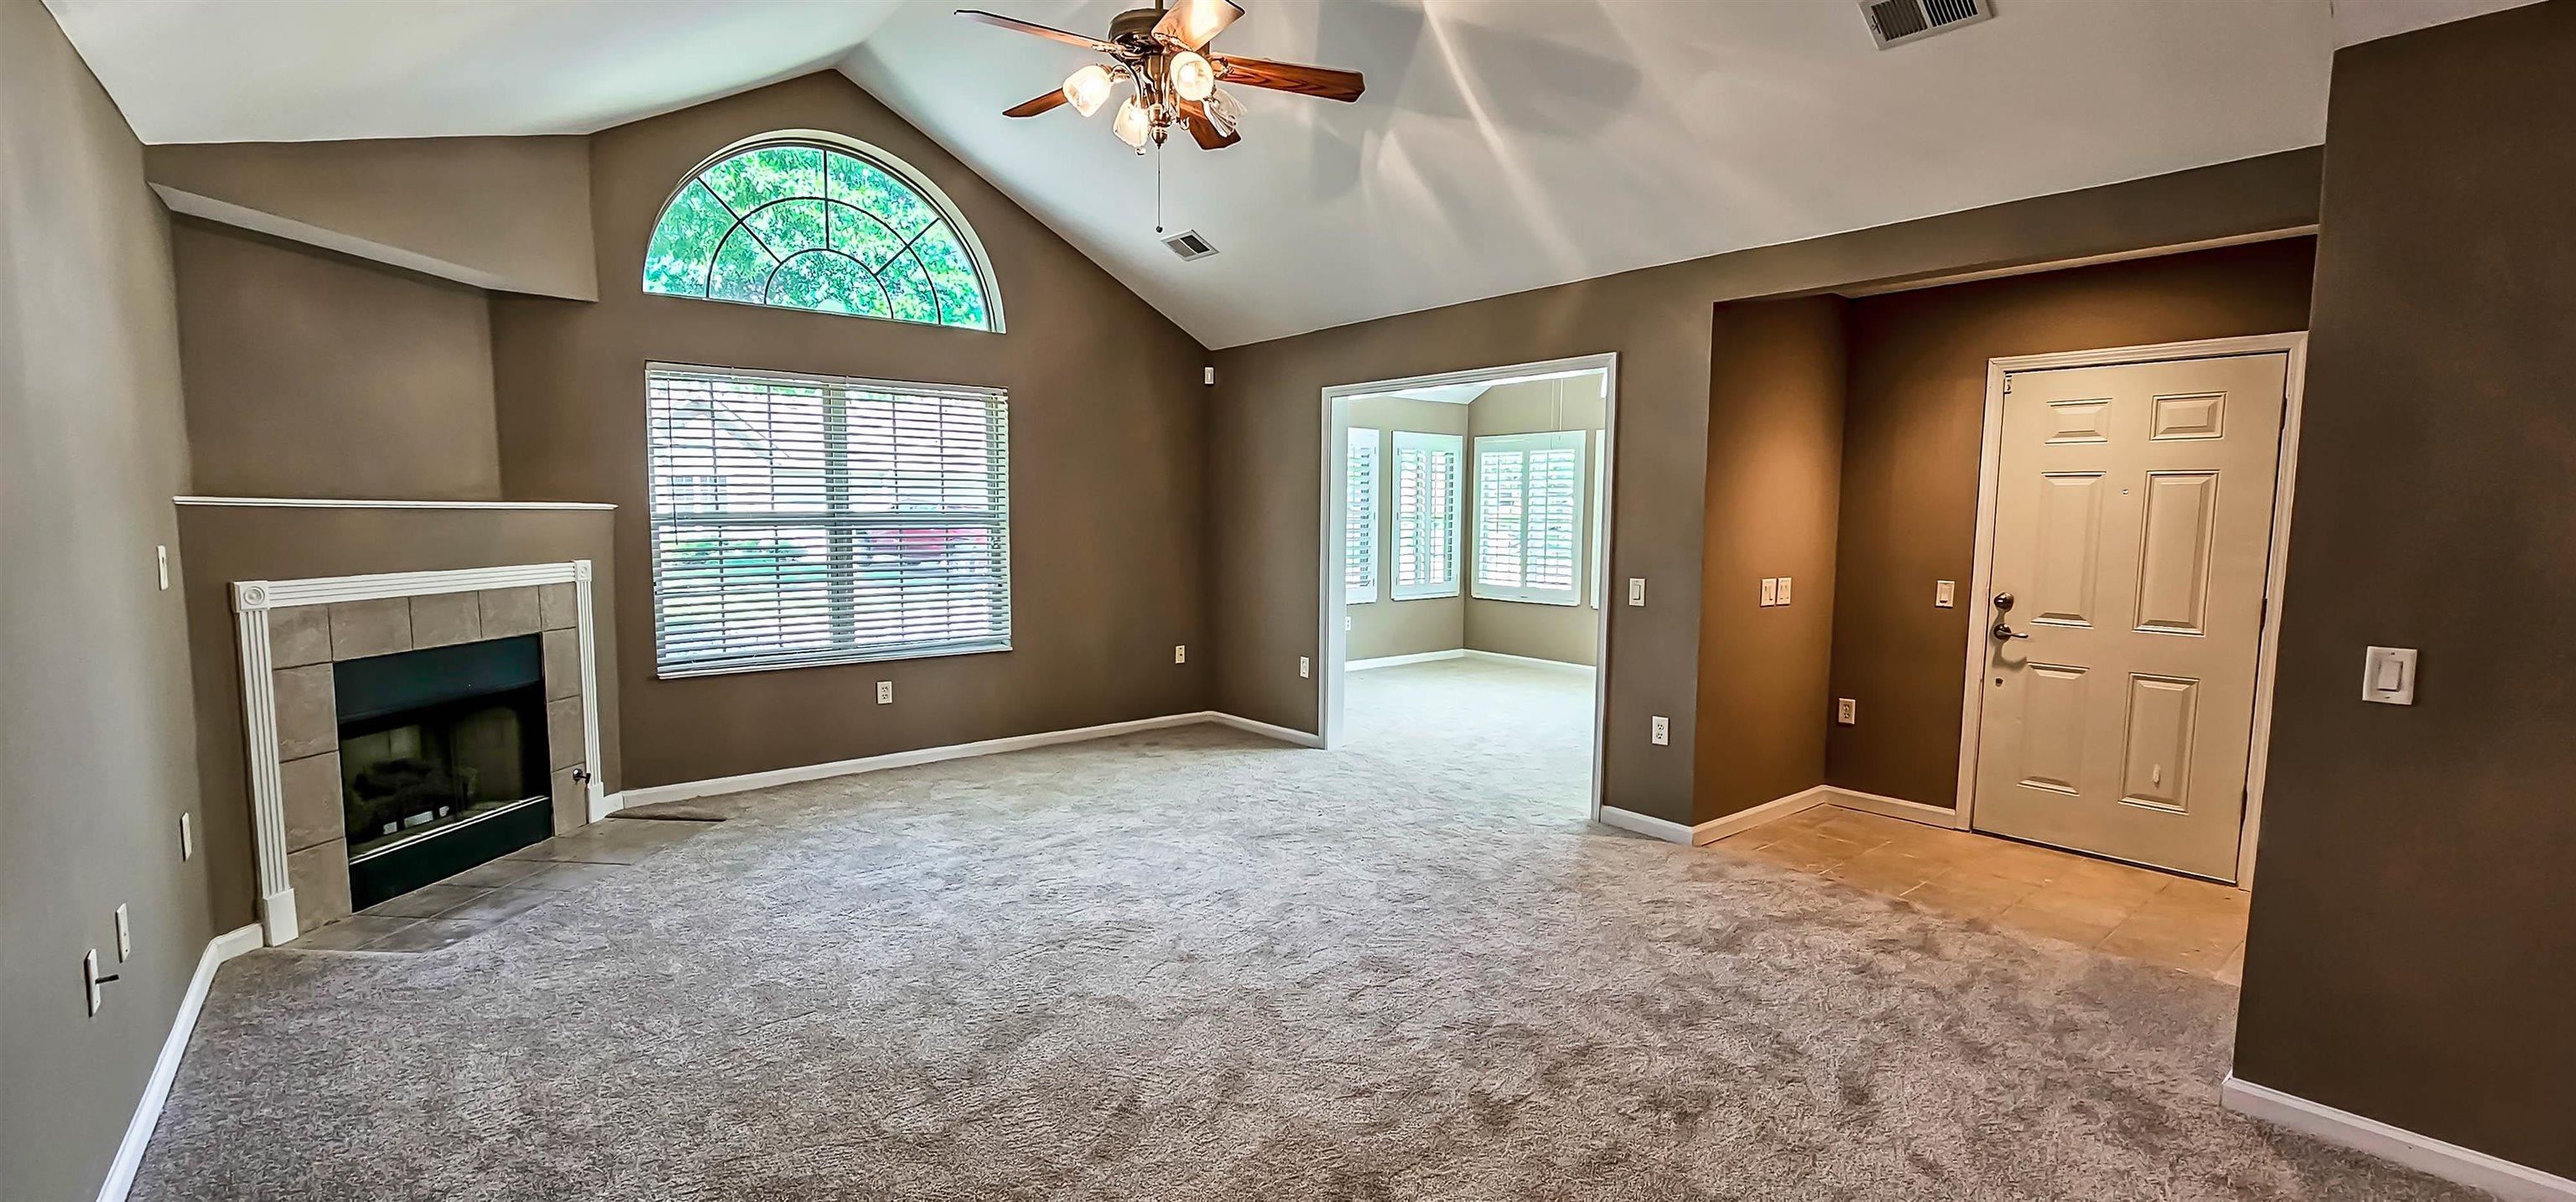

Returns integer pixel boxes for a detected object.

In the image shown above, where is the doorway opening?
[1319,354,1617,819]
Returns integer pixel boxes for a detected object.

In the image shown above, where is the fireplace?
[231,562,600,943]
[337,635,553,909]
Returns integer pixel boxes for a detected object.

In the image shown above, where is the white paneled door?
[1972,353,2288,880]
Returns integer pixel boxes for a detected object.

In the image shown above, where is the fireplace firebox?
[336,635,551,909]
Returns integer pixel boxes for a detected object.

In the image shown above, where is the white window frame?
[644,361,1011,678]
[1343,427,1381,604]
[1472,430,1587,607]
[1389,431,1464,601]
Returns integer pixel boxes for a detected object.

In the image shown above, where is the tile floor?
[295,817,714,953]
[1711,804,2251,982]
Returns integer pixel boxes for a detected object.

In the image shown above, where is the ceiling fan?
[957,1,1365,153]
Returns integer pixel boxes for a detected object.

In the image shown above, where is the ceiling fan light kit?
[959,2,1363,156]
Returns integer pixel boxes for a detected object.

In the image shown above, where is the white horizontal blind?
[1345,428,1380,604]
[646,363,1010,676]
[1472,431,1586,606]
[1391,432,1462,599]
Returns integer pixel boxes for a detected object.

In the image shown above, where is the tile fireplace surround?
[231,561,605,945]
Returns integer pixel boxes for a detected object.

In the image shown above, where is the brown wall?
[0,4,215,1198]
[172,505,622,930]
[1343,395,1467,661]
[173,220,504,501]
[1465,376,1607,667]
[1210,149,2324,826]
[2235,3,2576,1176]
[146,135,598,300]
[491,73,1210,790]
[1826,239,2318,807]
[1694,298,1846,821]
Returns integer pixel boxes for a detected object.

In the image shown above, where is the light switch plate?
[1628,578,1646,606]
[1650,716,1670,746]
[1935,580,1955,609]
[1777,577,1793,606]
[1760,578,1779,607]
[875,681,892,705]
[2362,645,2418,705]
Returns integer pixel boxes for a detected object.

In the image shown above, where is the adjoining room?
[1328,359,1612,814]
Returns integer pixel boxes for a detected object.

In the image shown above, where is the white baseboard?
[618,712,1317,807]
[588,789,625,822]
[2222,1075,2576,1201]
[1463,649,1595,673]
[100,924,262,1202]
[1346,649,1466,671]
[1821,786,1964,829]
[1598,785,1833,847]
[1206,711,1327,748]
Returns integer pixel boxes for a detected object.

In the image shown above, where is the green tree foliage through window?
[644,140,995,330]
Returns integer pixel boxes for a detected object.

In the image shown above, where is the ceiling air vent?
[1161,229,1218,262]
[1861,0,1992,49]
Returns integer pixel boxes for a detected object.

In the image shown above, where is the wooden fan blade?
[1175,97,1241,149]
[1004,89,1072,118]
[954,9,1114,52]
[1152,0,1243,50]
[1212,54,1364,102]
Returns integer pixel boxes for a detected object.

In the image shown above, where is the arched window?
[643,135,1000,331]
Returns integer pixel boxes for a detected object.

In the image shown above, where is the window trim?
[1344,427,1382,604]
[644,360,1012,680]
[1472,430,1588,608]
[643,130,1007,334]
[1389,430,1464,601]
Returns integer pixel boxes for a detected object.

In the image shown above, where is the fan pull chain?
[1155,142,1165,235]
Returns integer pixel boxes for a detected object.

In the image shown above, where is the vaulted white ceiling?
[43,0,2532,348]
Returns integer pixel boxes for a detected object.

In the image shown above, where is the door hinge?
[2259,596,2269,626]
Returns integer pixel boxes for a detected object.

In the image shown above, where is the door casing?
[1955,333,2309,889]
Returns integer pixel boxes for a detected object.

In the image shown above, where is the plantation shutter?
[645,363,1010,676]
[1390,432,1463,599]
[1472,431,1586,606]
[1345,428,1380,604]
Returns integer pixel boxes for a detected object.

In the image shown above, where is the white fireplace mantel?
[231,560,607,945]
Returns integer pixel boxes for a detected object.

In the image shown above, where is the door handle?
[1991,620,2030,642]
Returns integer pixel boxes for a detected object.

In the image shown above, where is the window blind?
[1473,431,1586,606]
[646,363,1010,677]
[1345,427,1380,604]
[1390,432,1462,599]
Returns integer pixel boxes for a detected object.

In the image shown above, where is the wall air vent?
[1161,229,1218,261]
[1861,0,1992,49]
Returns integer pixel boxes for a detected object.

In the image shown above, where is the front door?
[1971,352,2288,880]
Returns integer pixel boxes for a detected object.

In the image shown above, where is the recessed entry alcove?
[232,561,604,944]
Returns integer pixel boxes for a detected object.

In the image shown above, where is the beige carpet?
[135,661,2475,1199]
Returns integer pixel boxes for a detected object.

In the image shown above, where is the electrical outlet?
[1174,645,1187,665]
[1343,614,1353,633]
[875,681,892,705]
[1299,656,1311,679]
[1935,579,1955,608]
[1760,578,1779,607]
[1628,578,1646,607]
[179,813,194,860]
[115,904,132,961]
[1650,715,1670,745]
[1836,697,1857,725]
[1777,576,1793,605]
[156,545,170,591]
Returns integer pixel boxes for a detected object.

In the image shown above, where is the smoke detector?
[1161,229,1218,261]
[1861,0,1993,49]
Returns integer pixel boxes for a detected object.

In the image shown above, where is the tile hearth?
[292,817,713,953]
